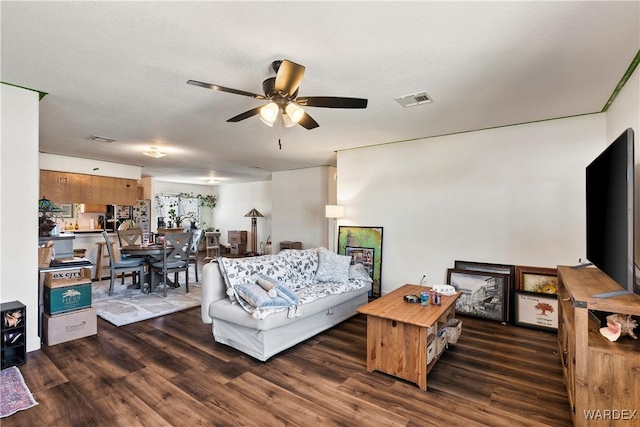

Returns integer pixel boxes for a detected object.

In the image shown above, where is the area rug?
[0,366,38,418]
[91,277,201,326]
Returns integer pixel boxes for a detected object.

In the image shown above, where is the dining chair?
[149,232,193,297]
[117,228,143,248]
[188,229,204,282]
[101,231,145,296]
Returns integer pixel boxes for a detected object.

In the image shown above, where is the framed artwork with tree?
[514,291,558,332]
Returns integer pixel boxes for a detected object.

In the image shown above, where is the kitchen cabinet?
[84,204,107,213]
[40,170,137,205]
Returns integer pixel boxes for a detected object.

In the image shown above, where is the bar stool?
[94,241,116,280]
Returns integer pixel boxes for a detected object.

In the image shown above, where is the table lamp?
[38,196,64,237]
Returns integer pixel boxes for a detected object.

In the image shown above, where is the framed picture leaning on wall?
[447,268,509,322]
[515,290,558,332]
[338,226,383,297]
[454,260,515,323]
[515,266,558,295]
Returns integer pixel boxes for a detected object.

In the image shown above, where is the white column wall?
[272,167,330,251]
[1,85,41,352]
[338,114,607,294]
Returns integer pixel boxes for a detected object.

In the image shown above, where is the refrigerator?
[104,201,150,235]
[132,199,151,237]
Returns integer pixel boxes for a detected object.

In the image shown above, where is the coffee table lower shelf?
[357,284,460,391]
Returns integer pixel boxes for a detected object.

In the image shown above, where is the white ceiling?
[2,1,639,185]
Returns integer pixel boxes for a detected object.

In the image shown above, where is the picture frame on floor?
[447,268,509,322]
[338,226,383,297]
[453,260,515,322]
[515,266,558,295]
[514,290,558,332]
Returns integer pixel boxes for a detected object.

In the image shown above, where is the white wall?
[1,85,41,352]
[215,181,271,252]
[272,167,331,251]
[605,63,640,266]
[606,64,639,143]
[338,114,607,294]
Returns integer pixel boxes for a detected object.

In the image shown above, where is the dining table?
[120,244,178,291]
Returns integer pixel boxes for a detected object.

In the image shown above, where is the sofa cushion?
[219,255,288,301]
[316,249,351,283]
[254,273,277,297]
[235,283,293,311]
[349,263,373,282]
[277,248,320,285]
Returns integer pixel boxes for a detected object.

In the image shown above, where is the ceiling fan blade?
[187,80,266,100]
[298,112,319,130]
[274,60,305,97]
[227,106,263,122]
[296,96,368,109]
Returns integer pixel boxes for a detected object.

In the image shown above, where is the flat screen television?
[586,127,640,298]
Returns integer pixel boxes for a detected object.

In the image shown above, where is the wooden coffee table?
[357,284,461,391]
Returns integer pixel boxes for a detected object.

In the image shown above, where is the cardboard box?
[43,308,97,346]
[230,243,247,254]
[44,269,92,315]
[228,230,247,244]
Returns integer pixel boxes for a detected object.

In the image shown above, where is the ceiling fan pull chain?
[278,113,283,150]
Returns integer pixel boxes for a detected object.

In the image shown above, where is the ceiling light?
[282,111,297,128]
[285,102,304,123]
[142,147,167,158]
[259,115,276,127]
[90,135,116,143]
[260,102,279,124]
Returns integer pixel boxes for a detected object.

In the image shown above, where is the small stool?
[94,241,116,280]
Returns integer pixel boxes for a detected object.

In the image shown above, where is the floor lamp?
[244,208,264,255]
[325,205,344,252]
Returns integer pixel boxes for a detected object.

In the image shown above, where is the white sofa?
[201,248,371,361]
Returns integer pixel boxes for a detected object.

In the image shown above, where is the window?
[156,194,200,227]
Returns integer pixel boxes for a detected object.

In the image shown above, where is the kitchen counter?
[72,232,117,279]
[59,229,109,234]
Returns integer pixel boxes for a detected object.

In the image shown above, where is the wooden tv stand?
[557,266,640,426]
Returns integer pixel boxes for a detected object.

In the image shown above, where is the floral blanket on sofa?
[218,247,371,319]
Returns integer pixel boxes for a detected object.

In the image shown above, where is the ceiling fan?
[187,59,368,130]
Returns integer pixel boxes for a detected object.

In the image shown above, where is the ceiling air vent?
[90,135,116,143]
[394,91,433,108]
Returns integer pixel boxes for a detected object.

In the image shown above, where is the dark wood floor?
[4,302,571,427]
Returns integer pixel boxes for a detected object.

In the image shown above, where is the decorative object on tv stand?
[38,196,65,237]
[244,208,264,254]
[325,205,344,252]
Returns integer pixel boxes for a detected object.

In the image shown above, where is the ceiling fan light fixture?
[285,102,304,123]
[260,102,279,124]
[282,112,297,128]
[142,147,167,158]
[259,115,276,127]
